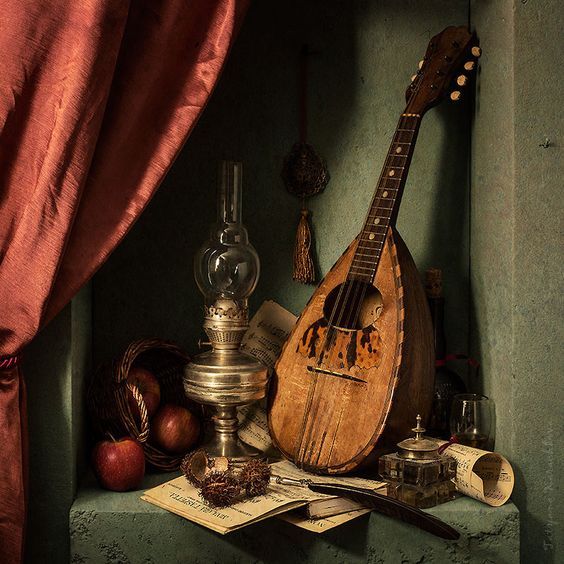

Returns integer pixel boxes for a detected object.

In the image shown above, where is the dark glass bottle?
[425,268,466,439]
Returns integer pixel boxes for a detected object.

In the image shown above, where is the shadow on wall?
[422,102,470,287]
[200,0,360,319]
[92,0,472,366]
[423,101,472,383]
[92,0,359,365]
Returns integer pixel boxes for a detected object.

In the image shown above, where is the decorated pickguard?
[296,319,383,371]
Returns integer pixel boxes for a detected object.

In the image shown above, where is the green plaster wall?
[93,0,471,369]
[471,1,564,562]
[24,285,91,563]
[91,4,476,562]
[18,0,558,562]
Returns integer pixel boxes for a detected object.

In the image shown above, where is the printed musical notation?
[437,441,515,506]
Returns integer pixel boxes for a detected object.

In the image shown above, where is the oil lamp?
[184,161,268,462]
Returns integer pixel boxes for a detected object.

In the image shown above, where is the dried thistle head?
[199,471,241,508]
[239,459,271,497]
[180,449,209,487]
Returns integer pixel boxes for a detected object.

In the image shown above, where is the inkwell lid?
[397,415,439,460]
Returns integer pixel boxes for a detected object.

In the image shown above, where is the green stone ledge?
[70,473,519,564]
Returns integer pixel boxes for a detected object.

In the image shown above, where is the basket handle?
[126,382,150,443]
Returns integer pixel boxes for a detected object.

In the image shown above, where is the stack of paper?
[142,459,386,534]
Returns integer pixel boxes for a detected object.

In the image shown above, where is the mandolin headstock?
[405,26,480,115]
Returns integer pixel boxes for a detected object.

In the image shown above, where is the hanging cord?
[299,44,308,144]
[290,46,321,285]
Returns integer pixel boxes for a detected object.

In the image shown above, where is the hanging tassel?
[293,209,315,284]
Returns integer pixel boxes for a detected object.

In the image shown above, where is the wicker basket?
[87,338,197,471]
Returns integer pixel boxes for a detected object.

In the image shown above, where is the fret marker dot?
[369,233,375,240]
[374,218,380,225]
[388,170,395,176]
[383,191,388,198]
[395,147,402,154]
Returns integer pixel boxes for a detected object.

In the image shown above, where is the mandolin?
[268,26,480,474]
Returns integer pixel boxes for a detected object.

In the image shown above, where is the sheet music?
[238,301,297,453]
[240,300,297,369]
[142,459,385,534]
[435,440,514,506]
[278,508,372,532]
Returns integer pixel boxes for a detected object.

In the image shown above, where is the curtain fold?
[0,1,249,561]
[0,365,26,561]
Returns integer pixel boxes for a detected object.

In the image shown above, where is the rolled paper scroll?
[435,440,514,506]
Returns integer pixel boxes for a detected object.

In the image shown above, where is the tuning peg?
[471,46,482,58]
[411,74,418,82]
[456,75,468,87]
[450,91,462,101]
[464,61,476,71]
[418,59,425,69]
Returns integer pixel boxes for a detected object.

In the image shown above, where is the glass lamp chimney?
[184,162,268,462]
[194,161,259,350]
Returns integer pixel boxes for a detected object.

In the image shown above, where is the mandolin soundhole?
[322,282,383,330]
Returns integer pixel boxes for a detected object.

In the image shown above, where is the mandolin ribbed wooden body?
[268,25,481,475]
[268,228,434,474]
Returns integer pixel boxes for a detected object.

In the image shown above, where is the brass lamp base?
[201,406,263,463]
[183,345,268,464]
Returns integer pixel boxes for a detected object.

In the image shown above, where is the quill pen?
[273,476,460,540]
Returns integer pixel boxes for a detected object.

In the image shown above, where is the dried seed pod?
[211,456,231,473]
[180,449,209,487]
[199,471,241,508]
[239,459,271,497]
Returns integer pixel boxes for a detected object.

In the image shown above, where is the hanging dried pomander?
[281,45,329,285]
[282,143,329,285]
[239,459,272,497]
[282,143,329,200]
[199,471,241,508]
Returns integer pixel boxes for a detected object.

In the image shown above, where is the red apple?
[127,366,161,419]
[92,436,145,491]
[151,404,200,454]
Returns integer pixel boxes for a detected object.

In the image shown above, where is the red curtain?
[0,1,249,560]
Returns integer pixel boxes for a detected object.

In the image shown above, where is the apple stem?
[107,432,117,443]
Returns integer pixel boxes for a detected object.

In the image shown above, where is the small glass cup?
[450,394,494,450]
